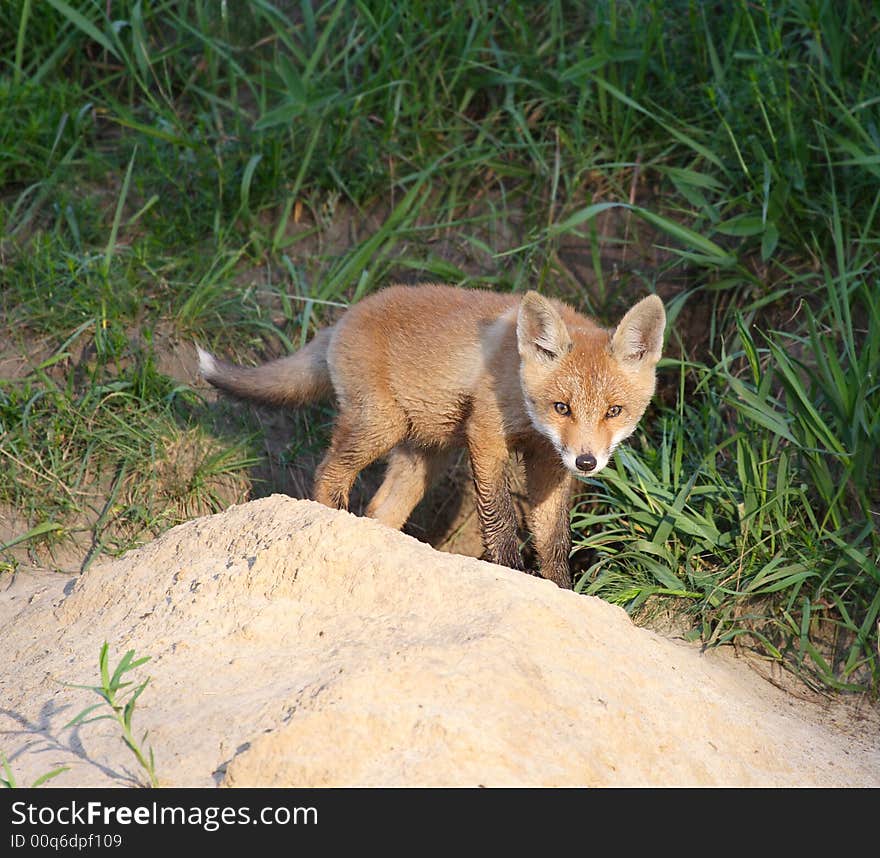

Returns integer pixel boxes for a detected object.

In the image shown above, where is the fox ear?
[517,292,572,364]
[610,295,665,369]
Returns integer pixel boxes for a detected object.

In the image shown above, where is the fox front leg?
[524,453,574,589]
[466,434,524,572]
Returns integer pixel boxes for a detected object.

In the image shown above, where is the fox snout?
[574,453,598,473]
[558,444,612,478]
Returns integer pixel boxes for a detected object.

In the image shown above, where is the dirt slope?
[1,495,877,787]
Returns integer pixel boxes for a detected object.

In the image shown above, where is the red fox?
[198,284,665,589]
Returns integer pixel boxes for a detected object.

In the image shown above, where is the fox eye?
[605,405,622,419]
[553,402,571,416]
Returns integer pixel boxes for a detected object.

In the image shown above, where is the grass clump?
[0,336,254,567]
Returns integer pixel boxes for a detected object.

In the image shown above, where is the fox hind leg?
[366,443,451,530]
[313,411,405,512]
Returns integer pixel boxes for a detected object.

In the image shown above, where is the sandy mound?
[1,495,878,787]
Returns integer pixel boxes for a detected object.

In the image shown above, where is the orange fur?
[199,284,665,588]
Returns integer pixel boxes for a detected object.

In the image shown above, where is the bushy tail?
[197,326,334,407]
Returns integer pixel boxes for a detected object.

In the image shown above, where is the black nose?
[575,453,597,472]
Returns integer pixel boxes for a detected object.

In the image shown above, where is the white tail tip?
[196,346,217,379]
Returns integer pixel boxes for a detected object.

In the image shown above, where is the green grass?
[64,641,159,788]
[1,751,68,788]
[1,0,878,690]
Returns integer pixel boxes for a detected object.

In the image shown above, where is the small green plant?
[65,642,158,788]
[0,751,68,788]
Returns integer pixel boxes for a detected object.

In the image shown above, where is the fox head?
[516,292,665,477]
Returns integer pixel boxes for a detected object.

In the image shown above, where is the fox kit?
[198,284,665,589]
